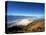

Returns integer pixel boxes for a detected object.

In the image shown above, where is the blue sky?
[7,1,44,16]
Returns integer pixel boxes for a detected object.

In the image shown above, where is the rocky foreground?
[6,18,45,34]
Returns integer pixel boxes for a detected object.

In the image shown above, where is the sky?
[7,1,44,17]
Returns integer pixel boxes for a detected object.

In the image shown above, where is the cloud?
[8,18,34,28]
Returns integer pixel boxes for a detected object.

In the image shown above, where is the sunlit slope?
[22,18,45,32]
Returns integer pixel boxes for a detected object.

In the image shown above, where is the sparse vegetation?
[7,19,45,34]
